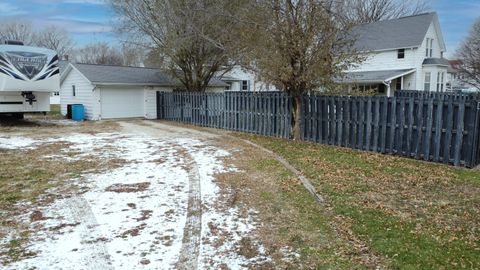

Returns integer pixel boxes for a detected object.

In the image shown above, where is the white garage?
[59,63,226,120]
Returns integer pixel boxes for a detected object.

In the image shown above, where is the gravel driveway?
[1,120,271,269]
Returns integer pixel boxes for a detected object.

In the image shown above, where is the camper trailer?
[0,41,60,119]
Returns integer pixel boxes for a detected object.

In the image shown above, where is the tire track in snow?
[62,196,114,270]
[176,147,202,270]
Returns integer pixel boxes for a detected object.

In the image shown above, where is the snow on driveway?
[1,127,270,269]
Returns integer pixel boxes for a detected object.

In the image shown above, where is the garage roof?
[62,63,227,87]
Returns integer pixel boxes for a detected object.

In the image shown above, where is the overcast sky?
[0,0,478,58]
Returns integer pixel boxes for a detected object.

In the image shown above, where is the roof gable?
[351,12,438,52]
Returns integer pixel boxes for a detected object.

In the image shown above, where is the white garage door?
[100,88,144,119]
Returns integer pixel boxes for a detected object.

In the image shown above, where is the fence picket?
[389,98,397,154]
[443,99,454,164]
[454,100,466,166]
[424,99,434,160]
[415,98,425,159]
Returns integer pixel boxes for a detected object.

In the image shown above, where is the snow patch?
[0,136,37,149]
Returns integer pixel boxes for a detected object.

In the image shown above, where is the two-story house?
[342,12,449,96]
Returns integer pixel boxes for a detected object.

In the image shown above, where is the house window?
[425,38,429,57]
[440,72,444,92]
[241,80,249,91]
[72,85,76,96]
[425,38,434,57]
[429,39,433,57]
[397,49,405,59]
[225,82,232,91]
[424,72,431,91]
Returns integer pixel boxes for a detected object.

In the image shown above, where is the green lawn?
[48,104,61,116]
[238,134,480,269]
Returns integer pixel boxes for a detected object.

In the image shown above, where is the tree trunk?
[291,95,302,140]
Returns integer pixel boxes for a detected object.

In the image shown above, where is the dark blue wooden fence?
[157,91,480,167]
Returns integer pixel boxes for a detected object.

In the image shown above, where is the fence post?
[470,101,480,167]
[156,91,162,119]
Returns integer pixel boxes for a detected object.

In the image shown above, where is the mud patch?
[120,223,147,238]
[30,210,49,222]
[136,210,153,222]
[105,182,151,193]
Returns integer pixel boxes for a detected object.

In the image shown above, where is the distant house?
[60,63,226,120]
[341,12,449,96]
[447,60,478,92]
[220,66,279,92]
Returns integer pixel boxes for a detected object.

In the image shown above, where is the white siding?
[144,89,157,119]
[403,73,416,90]
[222,66,278,92]
[351,48,418,72]
[60,68,98,120]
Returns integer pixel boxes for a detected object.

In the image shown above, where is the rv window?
[72,85,76,96]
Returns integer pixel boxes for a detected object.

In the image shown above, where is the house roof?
[351,12,445,52]
[422,58,450,66]
[61,62,227,87]
[340,69,416,84]
[220,75,243,81]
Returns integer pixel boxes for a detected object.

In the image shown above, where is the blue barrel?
[71,104,85,121]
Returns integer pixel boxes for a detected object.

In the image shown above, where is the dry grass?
[0,121,124,265]
[210,136,376,269]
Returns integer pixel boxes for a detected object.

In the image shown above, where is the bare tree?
[344,0,429,24]
[144,46,165,68]
[456,18,480,90]
[0,20,36,45]
[240,0,362,140]
[110,0,242,91]
[76,42,123,66]
[35,26,75,60]
[120,43,146,66]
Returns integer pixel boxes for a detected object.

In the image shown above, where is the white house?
[220,66,279,92]
[446,60,479,92]
[342,12,449,96]
[60,63,226,120]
